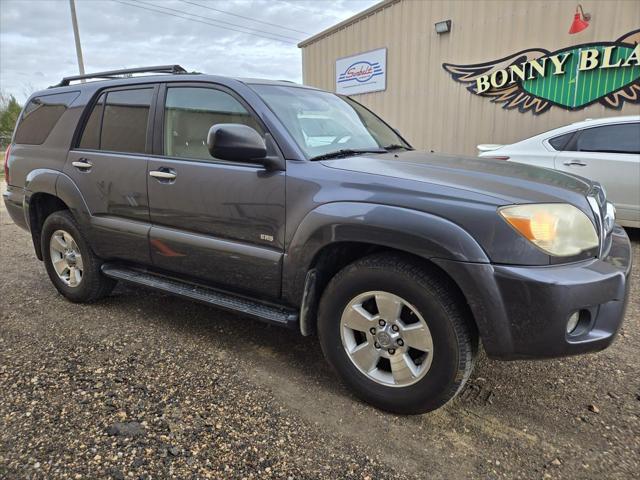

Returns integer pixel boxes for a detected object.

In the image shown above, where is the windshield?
[251,84,410,159]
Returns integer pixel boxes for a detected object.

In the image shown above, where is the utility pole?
[69,0,85,78]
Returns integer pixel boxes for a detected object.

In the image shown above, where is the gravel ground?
[1,184,639,480]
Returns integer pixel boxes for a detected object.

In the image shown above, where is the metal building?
[299,0,640,155]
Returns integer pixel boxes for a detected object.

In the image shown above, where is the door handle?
[563,159,587,166]
[149,169,177,180]
[72,159,92,170]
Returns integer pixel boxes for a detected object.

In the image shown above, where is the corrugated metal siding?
[301,0,640,155]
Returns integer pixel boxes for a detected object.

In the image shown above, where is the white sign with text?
[336,48,387,95]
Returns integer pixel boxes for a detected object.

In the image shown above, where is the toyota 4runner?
[3,65,632,413]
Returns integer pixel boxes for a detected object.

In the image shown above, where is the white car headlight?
[499,203,599,257]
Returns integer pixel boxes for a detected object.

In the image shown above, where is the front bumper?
[435,225,632,360]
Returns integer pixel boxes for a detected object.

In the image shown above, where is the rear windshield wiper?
[309,148,387,161]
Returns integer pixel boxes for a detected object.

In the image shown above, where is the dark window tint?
[100,89,153,154]
[548,132,574,151]
[164,87,262,161]
[14,91,79,145]
[575,123,640,154]
[78,93,105,149]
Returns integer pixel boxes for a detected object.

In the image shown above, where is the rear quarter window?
[14,91,79,145]
[548,132,574,151]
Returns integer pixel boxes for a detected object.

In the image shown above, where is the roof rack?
[52,65,188,87]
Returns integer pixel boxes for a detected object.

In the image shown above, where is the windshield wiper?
[309,148,387,161]
[383,143,412,151]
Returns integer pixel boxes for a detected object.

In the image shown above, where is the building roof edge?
[298,0,399,48]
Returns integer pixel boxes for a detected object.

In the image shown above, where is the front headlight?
[499,203,599,257]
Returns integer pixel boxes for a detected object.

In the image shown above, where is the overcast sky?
[0,0,377,102]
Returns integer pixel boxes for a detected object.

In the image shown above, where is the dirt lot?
[1,187,638,480]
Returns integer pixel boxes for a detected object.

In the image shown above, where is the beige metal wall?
[300,0,640,155]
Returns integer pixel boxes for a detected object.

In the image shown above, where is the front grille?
[587,182,614,258]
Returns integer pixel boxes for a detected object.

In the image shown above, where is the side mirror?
[207,124,267,163]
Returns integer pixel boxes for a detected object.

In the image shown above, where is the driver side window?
[164,87,263,161]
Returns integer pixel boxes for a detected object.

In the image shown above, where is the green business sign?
[443,29,640,114]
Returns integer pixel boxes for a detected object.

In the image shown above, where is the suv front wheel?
[317,253,478,414]
[41,210,116,303]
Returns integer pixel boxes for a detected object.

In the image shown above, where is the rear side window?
[78,93,105,149]
[14,91,79,145]
[574,123,640,154]
[163,87,263,161]
[101,89,153,154]
[79,88,153,154]
[548,132,574,151]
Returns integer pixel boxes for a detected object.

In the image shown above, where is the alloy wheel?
[49,229,84,287]
[340,291,434,387]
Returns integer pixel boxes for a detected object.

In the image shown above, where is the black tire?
[317,253,478,414]
[41,210,116,303]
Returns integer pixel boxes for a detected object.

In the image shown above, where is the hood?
[321,150,593,205]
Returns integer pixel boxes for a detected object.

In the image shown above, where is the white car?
[478,116,640,228]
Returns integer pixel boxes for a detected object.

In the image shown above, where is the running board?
[101,264,298,328]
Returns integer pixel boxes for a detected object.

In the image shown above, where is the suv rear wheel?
[317,253,478,414]
[41,211,116,302]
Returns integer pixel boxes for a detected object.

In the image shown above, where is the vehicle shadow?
[97,279,621,426]
[54,267,639,478]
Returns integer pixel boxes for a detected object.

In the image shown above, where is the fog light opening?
[566,310,591,336]
[566,312,580,334]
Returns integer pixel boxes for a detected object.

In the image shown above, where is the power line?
[112,0,298,45]
[271,0,325,13]
[138,0,303,41]
[130,0,301,42]
[177,0,310,36]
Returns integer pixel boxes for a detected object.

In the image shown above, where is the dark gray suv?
[3,65,632,414]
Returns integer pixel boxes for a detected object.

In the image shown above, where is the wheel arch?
[28,192,69,260]
[284,202,489,337]
[24,170,91,260]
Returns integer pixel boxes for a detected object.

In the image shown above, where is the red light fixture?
[569,4,591,34]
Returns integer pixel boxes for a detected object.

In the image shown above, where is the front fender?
[283,202,489,304]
